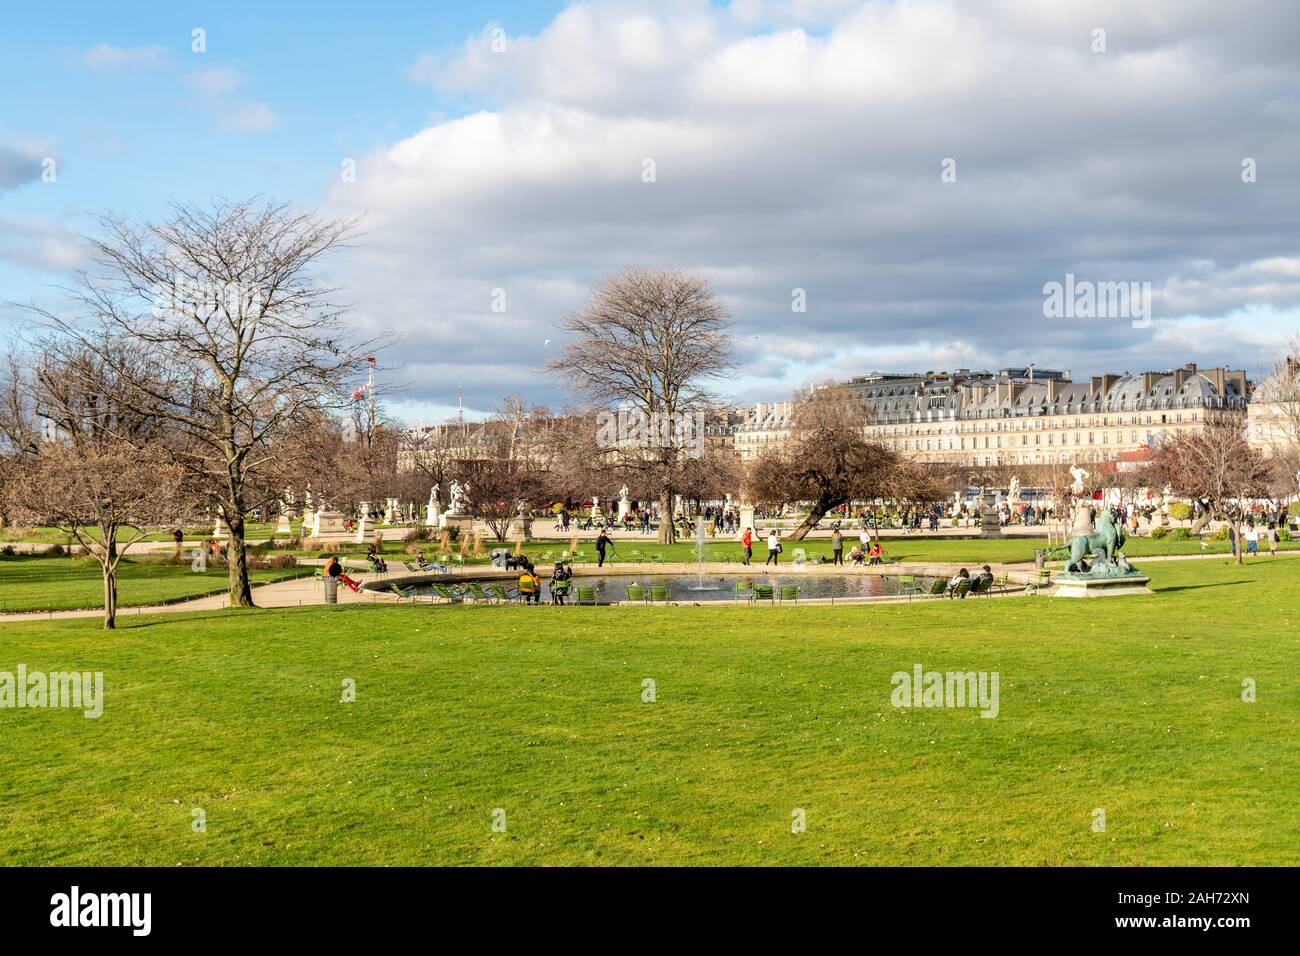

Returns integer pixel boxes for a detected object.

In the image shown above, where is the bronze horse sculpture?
[1065,509,1127,574]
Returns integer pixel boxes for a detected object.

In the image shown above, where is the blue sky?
[4,1,1300,424]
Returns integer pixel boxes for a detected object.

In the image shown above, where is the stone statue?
[448,481,468,515]
[1008,476,1020,504]
[618,485,629,505]
[592,494,602,514]
[429,484,439,507]
[1069,465,1088,496]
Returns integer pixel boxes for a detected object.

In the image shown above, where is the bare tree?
[1145,415,1272,565]
[5,442,189,627]
[31,198,377,606]
[745,385,898,540]
[546,268,735,543]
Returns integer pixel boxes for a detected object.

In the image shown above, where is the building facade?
[733,363,1250,467]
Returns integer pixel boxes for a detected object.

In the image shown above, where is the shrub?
[1168,527,1192,540]
[1168,502,1193,521]
[1289,501,1300,517]
[1278,528,1292,542]
[1212,525,1230,540]
[1148,526,1167,539]
[47,543,66,557]
[403,526,432,544]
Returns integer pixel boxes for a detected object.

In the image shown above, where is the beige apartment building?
[733,363,1250,467]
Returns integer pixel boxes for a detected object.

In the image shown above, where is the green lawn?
[0,557,1295,865]
[0,557,313,614]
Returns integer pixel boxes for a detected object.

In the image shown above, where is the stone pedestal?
[1052,575,1153,598]
[301,508,316,532]
[510,515,533,541]
[978,491,1002,539]
[354,515,368,543]
[617,498,631,522]
[737,504,755,538]
[275,513,292,535]
[213,517,230,540]
[312,510,347,538]
[441,514,475,537]
[1071,501,1095,537]
[425,503,441,527]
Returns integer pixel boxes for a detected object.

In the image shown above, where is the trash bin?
[1034,549,1045,569]
[323,576,338,604]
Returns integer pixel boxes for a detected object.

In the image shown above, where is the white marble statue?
[618,485,629,505]
[448,481,468,515]
[1069,464,1089,495]
[1008,476,1020,504]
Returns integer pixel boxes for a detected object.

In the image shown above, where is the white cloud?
[82,43,170,71]
[219,101,278,132]
[322,0,1300,412]
[185,66,249,97]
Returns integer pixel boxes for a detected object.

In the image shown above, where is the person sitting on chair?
[325,555,362,592]
[947,567,971,598]
[973,565,994,589]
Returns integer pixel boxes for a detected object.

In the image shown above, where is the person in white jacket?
[765,529,781,565]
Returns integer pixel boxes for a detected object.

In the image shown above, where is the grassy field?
[0,556,1295,865]
[0,557,313,614]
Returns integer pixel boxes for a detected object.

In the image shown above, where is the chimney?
[1207,367,1225,399]
[1141,371,1157,395]
[1046,378,1061,402]
[1173,366,1189,391]
[1090,375,1103,396]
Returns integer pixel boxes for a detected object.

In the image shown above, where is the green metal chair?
[926,579,947,596]
[791,547,808,565]
[626,583,646,603]
[733,580,754,600]
[948,578,973,600]
[1025,569,1052,595]
[896,574,920,600]
[432,582,464,603]
[778,584,799,603]
[970,576,994,597]
[751,583,775,604]
[576,584,598,605]
[487,582,518,603]
[551,579,572,603]
[649,585,670,603]
[465,582,496,603]
[389,583,416,602]
[992,572,1010,595]
[650,552,665,564]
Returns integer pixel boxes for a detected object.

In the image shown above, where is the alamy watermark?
[890,663,999,718]
[1,665,103,718]
[595,409,705,458]
[1043,273,1151,329]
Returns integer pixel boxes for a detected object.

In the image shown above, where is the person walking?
[831,528,843,565]
[595,530,611,568]
[1245,522,1259,557]
[765,529,781,565]
[741,527,753,565]
[1268,522,1279,557]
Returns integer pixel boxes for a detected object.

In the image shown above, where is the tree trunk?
[657,489,676,544]
[788,501,832,541]
[102,565,117,630]
[226,509,255,607]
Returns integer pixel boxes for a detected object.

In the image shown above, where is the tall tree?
[1144,415,1271,565]
[547,268,736,543]
[34,198,376,606]
[745,385,898,540]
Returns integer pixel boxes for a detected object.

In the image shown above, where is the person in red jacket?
[741,527,753,565]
